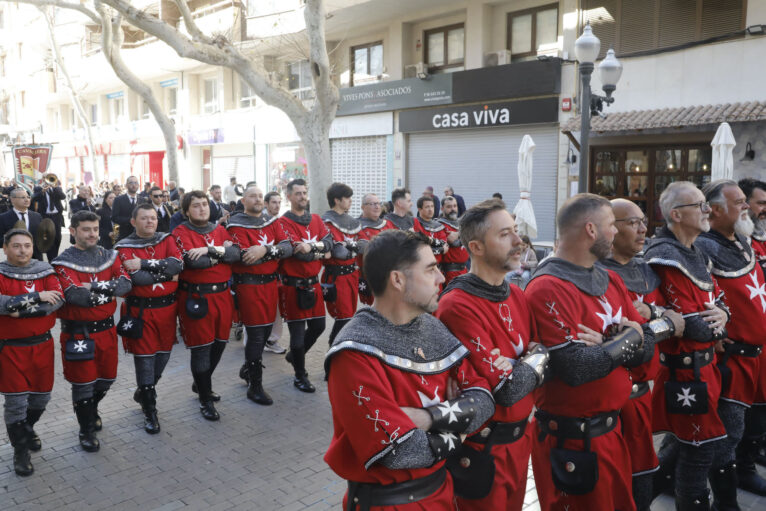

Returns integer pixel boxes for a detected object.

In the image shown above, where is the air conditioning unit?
[484,50,512,67]
[404,62,427,79]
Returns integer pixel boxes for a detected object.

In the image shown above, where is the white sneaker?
[264,340,286,354]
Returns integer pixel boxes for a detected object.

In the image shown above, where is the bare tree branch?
[172,0,213,45]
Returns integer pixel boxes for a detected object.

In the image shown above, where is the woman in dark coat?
[97,191,116,249]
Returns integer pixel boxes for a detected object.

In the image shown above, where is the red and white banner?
[12,144,53,193]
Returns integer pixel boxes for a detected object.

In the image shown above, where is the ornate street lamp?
[575,24,623,193]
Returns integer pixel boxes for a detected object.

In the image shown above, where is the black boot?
[193,372,219,421]
[92,390,106,431]
[73,399,99,452]
[239,363,249,383]
[133,388,141,404]
[291,347,315,393]
[676,491,711,511]
[6,420,33,476]
[25,408,44,452]
[709,462,741,511]
[736,437,766,495]
[653,459,676,500]
[757,437,766,467]
[139,385,160,434]
[246,360,273,405]
[191,380,220,401]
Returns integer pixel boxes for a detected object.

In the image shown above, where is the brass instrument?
[42,173,59,188]
[110,223,119,242]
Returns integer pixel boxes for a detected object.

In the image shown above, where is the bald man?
[599,198,684,511]
[525,193,676,511]
[644,181,730,510]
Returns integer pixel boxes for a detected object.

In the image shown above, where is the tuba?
[110,223,119,242]
[43,173,59,188]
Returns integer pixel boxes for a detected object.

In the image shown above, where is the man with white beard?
[696,180,766,510]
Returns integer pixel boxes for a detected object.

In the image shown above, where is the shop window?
[239,77,257,108]
[109,95,125,124]
[90,103,97,126]
[350,41,383,87]
[583,0,745,58]
[204,78,219,114]
[166,86,178,116]
[268,142,307,201]
[507,4,558,61]
[424,24,465,73]
[590,145,712,232]
[288,60,314,100]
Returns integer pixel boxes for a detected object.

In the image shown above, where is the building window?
[108,95,125,124]
[424,23,465,73]
[583,0,745,58]
[203,78,219,114]
[507,4,558,61]
[90,103,97,126]
[0,99,8,124]
[590,144,712,232]
[239,77,257,108]
[350,41,383,87]
[166,87,178,116]
[141,99,151,119]
[288,60,314,100]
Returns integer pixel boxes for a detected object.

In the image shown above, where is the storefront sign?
[337,74,452,116]
[106,91,124,99]
[12,144,53,193]
[160,78,178,88]
[398,97,559,133]
[187,128,225,145]
[329,111,393,138]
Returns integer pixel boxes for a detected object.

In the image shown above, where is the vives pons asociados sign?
[398,97,558,133]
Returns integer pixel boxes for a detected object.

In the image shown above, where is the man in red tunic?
[525,193,676,511]
[53,210,132,452]
[0,229,64,475]
[227,185,292,405]
[695,180,766,508]
[325,229,495,510]
[599,198,685,511]
[384,188,419,232]
[414,196,449,264]
[738,177,766,489]
[115,203,183,434]
[435,199,549,510]
[173,190,240,421]
[322,183,361,345]
[278,178,332,393]
[357,193,395,306]
[644,181,730,510]
[436,196,468,285]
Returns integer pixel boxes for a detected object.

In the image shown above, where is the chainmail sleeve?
[549,342,614,387]
[378,429,437,469]
[493,363,539,407]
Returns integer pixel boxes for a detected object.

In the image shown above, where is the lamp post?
[574,24,623,193]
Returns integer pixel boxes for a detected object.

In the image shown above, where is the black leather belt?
[126,294,176,309]
[324,264,358,277]
[281,275,319,287]
[630,381,650,400]
[179,281,229,294]
[440,262,467,272]
[346,467,446,511]
[0,332,52,348]
[233,272,279,285]
[535,409,620,440]
[61,317,115,335]
[659,346,715,370]
[724,341,762,358]
[468,418,527,446]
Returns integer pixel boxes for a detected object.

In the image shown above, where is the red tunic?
[525,270,639,511]
[649,265,726,444]
[0,268,61,394]
[173,223,235,347]
[54,251,129,384]
[436,220,468,286]
[325,345,491,510]
[278,214,330,321]
[323,219,360,320]
[228,216,289,327]
[357,219,396,306]
[116,234,182,355]
[750,235,766,406]
[414,220,448,264]
[435,284,535,511]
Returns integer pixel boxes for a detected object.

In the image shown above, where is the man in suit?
[208,184,230,224]
[0,188,43,260]
[32,179,66,261]
[149,186,172,232]
[68,185,97,244]
[167,181,179,202]
[111,176,142,241]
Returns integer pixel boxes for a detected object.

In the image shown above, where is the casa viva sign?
[398,97,559,133]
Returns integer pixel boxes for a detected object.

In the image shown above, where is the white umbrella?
[513,135,538,238]
[710,122,736,181]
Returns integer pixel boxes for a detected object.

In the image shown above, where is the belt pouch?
[186,291,209,320]
[117,300,145,338]
[445,441,496,499]
[665,361,709,415]
[64,328,95,361]
[550,431,599,495]
[297,284,316,310]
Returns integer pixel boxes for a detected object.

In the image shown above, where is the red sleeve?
[609,272,644,324]
[327,351,421,467]
[111,254,130,280]
[525,277,582,349]
[55,265,83,291]
[652,266,709,313]
[278,218,297,244]
[165,235,183,260]
[44,273,63,294]
[227,226,246,248]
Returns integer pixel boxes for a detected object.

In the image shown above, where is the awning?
[561,101,766,134]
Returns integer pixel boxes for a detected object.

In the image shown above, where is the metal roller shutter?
[331,136,389,217]
[212,156,255,189]
[407,125,559,242]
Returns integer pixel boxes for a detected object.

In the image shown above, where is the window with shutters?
[506,4,559,61]
[424,24,465,73]
[582,0,745,57]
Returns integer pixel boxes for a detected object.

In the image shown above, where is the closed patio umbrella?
[513,134,537,238]
[711,122,736,181]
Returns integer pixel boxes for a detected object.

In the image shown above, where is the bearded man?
[437,196,469,285]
